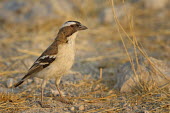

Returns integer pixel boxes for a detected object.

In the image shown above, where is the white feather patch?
[35,55,56,64]
[40,55,56,59]
[39,62,49,65]
[49,55,57,58]
[40,55,49,59]
[61,21,76,28]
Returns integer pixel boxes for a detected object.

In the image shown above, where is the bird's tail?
[11,73,31,88]
[13,80,24,87]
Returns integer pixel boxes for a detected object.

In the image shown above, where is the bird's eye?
[70,25,74,27]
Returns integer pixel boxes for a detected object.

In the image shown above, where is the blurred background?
[0,0,169,89]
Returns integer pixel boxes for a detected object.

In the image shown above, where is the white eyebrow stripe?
[61,22,76,28]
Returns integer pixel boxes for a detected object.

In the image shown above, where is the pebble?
[108,90,114,94]
[144,110,150,113]
[70,106,75,111]
[27,79,33,83]
[79,105,85,111]
[63,107,68,111]
[6,78,13,88]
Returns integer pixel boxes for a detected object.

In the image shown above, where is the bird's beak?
[78,24,88,30]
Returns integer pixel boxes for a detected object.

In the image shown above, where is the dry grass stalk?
[99,68,103,80]
[110,0,169,93]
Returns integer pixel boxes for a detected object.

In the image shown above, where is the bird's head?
[58,21,87,37]
[61,21,88,31]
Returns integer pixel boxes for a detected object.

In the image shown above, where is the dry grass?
[0,92,27,112]
[110,0,169,93]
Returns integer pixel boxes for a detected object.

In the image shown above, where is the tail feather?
[13,80,24,88]
[12,74,30,88]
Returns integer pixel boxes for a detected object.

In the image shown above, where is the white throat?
[67,32,78,44]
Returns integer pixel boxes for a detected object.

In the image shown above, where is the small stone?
[108,90,114,94]
[94,84,100,91]
[70,106,75,111]
[114,56,170,92]
[63,107,68,111]
[27,79,33,83]
[79,105,85,111]
[144,110,150,113]
[6,78,13,88]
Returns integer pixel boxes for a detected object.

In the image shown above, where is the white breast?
[36,32,78,79]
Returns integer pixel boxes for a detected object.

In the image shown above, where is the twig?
[99,68,103,80]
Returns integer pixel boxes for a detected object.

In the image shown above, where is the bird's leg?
[55,77,73,104]
[39,79,52,108]
[41,79,47,102]
[41,87,44,102]
[55,77,63,98]
[56,83,63,98]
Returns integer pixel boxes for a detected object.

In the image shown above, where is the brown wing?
[14,42,59,87]
[24,41,59,79]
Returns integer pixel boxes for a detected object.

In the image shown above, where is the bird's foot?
[38,101,53,108]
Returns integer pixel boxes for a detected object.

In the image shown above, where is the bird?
[13,21,87,106]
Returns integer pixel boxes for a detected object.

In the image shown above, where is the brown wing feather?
[23,41,59,79]
[14,41,60,87]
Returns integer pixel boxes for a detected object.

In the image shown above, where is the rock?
[114,56,170,92]
[70,106,75,111]
[79,105,85,111]
[144,0,168,10]
[63,107,68,111]
[144,110,150,113]
[99,3,131,24]
[6,78,14,88]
